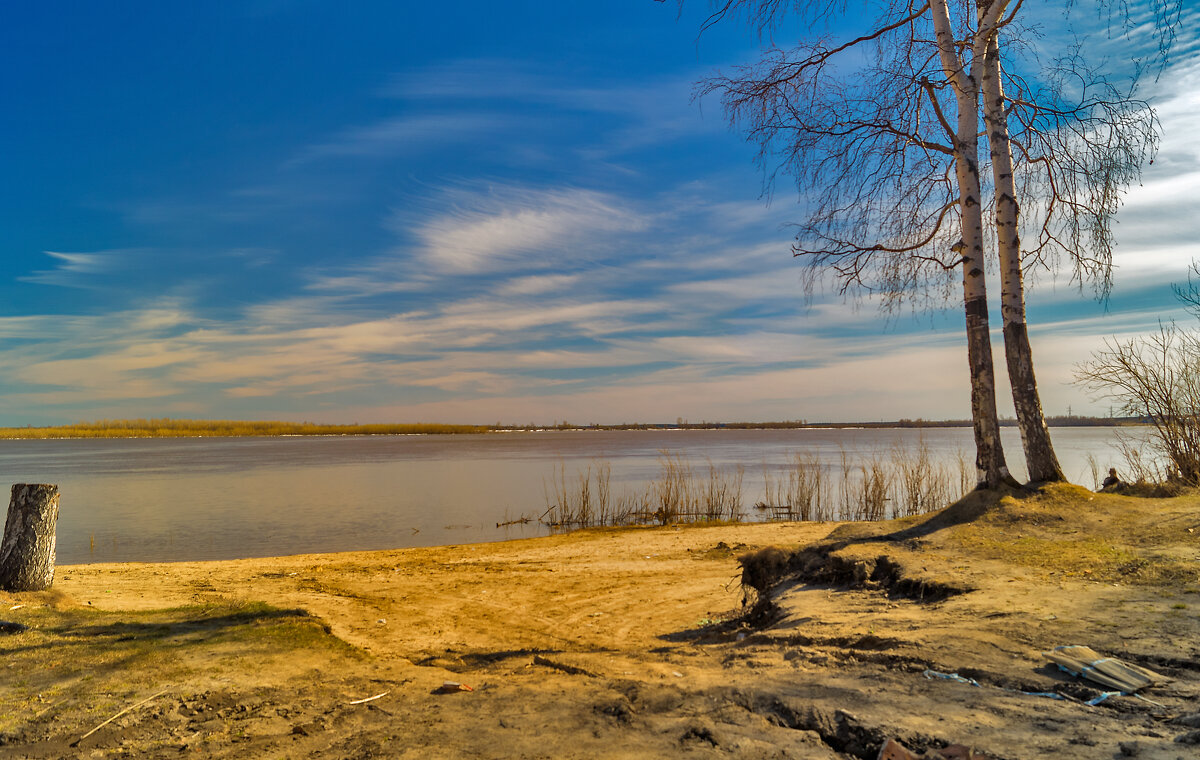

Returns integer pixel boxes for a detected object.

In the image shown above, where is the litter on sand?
[433,682,474,694]
[1042,645,1166,693]
[346,691,390,705]
[923,669,1066,701]
[923,670,980,687]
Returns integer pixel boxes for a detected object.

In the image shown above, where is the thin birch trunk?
[978,5,1066,483]
[930,0,1013,489]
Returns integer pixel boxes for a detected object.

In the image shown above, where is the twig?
[346,690,390,705]
[70,689,169,747]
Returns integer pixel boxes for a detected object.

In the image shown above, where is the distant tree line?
[0,416,1146,439]
[0,419,488,439]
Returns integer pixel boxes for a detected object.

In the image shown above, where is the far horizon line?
[0,414,1146,440]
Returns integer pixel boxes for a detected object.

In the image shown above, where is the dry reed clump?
[1085,446,1194,497]
[889,439,959,518]
[541,452,744,529]
[652,451,698,523]
[544,440,970,530]
[541,460,646,528]
[759,440,966,522]
[700,459,746,522]
[760,452,829,521]
[841,450,889,521]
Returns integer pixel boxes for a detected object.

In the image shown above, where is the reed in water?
[544,440,969,529]
[542,452,745,528]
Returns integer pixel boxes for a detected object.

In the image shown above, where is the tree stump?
[0,484,60,591]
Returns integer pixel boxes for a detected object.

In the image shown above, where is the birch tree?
[977,2,1064,483]
[692,0,1018,487]
[929,0,1015,488]
[680,0,1172,487]
[975,0,1173,482]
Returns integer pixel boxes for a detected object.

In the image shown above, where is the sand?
[2,485,1199,758]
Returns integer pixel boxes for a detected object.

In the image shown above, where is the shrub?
[1077,322,1200,486]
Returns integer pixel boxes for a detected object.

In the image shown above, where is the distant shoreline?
[0,416,1148,440]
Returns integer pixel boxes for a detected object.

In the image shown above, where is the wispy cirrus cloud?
[382,58,713,130]
[407,186,646,274]
[495,274,582,296]
[293,57,723,173]
[295,113,533,163]
[19,250,122,288]
[298,182,654,295]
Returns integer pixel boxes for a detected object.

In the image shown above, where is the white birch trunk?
[930,0,1013,489]
[978,4,1066,483]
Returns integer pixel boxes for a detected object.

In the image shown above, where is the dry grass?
[798,482,1200,591]
[551,441,974,529]
[951,533,1142,577]
[0,601,355,736]
[761,452,830,521]
[542,452,745,528]
[929,484,1200,586]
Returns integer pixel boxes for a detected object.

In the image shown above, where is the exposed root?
[734,542,974,631]
[738,547,791,597]
[793,548,973,602]
[737,547,793,623]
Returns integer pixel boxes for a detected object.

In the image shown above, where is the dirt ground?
[2,484,1199,759]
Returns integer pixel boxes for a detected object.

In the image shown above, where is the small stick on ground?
[70,689,169,747]
[346,690,390,705]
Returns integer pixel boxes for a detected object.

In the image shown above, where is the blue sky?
[0,1,1197,425]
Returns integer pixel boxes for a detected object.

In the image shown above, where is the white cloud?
[407,186,647,274]
[495,274,582,296]
[19,250,118,288]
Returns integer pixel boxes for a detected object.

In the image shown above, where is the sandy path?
[56,522,832,670]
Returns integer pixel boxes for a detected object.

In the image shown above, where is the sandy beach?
[2,484,1199,758]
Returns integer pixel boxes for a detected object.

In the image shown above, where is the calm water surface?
[0,428,1145,564]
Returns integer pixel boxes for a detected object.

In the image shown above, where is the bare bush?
[701,459,745,521]
[855,454,890,522]
[1077,322,1200,485]
[652,451,697,523]
[761,452,828,521]
[891,438,955,518]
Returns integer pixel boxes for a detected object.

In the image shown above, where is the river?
[0,427,1147,564]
